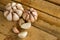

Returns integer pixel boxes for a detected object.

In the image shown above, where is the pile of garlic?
[4,2,24,21]
[4,2,38,38]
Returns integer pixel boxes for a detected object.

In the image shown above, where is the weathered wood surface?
[0,0,60,40]
[45,0,60,5]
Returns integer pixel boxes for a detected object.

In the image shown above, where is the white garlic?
[4,2,24,21]
[16,3,24,11]
[6,12,12,21]
[13,13,19,21]
[21,22,31,29]
[13,27,19,34]
[11,2,16,7]
[18,31,28,38]
[16,10,23,17]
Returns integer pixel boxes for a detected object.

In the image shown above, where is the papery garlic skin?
[13,27,20,34]
[21,22,31,29]
[18,31,28,38]
[4,2,24,21]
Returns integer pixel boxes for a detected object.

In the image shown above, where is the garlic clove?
[23,13,27,20]
[21,22,31,29]
[13,6,17,11]
[6,12,12,21]
[4,11,9,17]
[18,31,28,38]
[32,11,38,17]
[11,2,16,7]
[13,27,20,34]
[5,3,11,8]
[16,10,23,17]
[30,14,35,22]
[19,19,25,26]
[32,12,38,20]
[16,3,24,11]
[13,13,19,21]
[6,6,12,10]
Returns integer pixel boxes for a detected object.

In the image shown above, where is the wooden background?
[0,0,60,40]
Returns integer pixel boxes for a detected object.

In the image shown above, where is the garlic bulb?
[23,8,38,22]
[4,2,24,21]
[18,31,28,38]
[13,27,20,34]
[21,22,31,29]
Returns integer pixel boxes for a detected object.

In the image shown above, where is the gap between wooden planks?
[45,0,60,5]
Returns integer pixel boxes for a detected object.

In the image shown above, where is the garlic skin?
[23,8,38,22]
[21,22,31,29]
[18,31,28,38]
[4,2,24,21]
[13,27,20,34]
[19,19,25,26]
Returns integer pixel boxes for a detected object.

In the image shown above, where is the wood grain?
[45,0,60,5]
[15,0,60,19]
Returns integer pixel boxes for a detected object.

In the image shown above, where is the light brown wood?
[0,34,6,40]
[47,0,60,4]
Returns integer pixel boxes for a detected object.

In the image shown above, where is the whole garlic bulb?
[18,31,28,38]
[23,8,38,22]
[4,2,24,21]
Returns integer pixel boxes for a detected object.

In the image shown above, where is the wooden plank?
[0,34,6,40]
[46,0,60,5]
[0,0,11,5]
[5,27,57,40]
[0,11,15,35]
[37,11,60,26]
[14,0,60,19]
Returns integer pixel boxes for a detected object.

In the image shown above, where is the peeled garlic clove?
[6,13,12,21]
[4,11,9,17]
[18,31,28,38]
[11,2,16,7]
[13,13,19,21]
[13,27,19,34]
[21,22,31,29]
[16,3,24,11]
[16,10,23,17]
[19,19,25,26]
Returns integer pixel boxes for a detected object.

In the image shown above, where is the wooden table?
[0,0,60,40]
